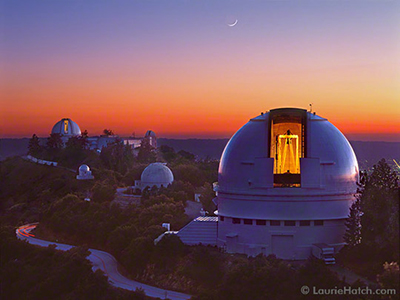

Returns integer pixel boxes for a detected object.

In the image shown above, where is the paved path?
[16,224,191,300]
[329,264,376,286]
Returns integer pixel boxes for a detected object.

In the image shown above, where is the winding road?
[16,224,191,300]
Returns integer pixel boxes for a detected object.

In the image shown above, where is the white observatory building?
[135,162,174,191]
[177,107,359,259]
[76,164,94,180]
[214,107,359,259]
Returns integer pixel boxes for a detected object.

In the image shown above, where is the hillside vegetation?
[1,143,399,299]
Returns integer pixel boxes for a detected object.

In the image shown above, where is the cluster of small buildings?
[76,161,174,192]
[51,118,157,151]
[50,117,173,193]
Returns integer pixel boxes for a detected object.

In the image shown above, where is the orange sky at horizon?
[2,60,399,141]
[3,100,400,141]
[1,1,399,141]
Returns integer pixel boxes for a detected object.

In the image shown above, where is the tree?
[28,134,42,156]
[65,136,83,151]
[377,262,400,292]
[107,225,139,250]
[137,137,156,163]
[91,181,116,203]
[160,145,174,153]
[173,164,206,187]
[178,150,195,161]
[141,194,175,207]
[343,171,366,247]
[179,247,224,290]
[170,180,195,199]
[344,197,362,247]
[368,159,398,190]
[123,237,154,275]
[359,159,399,260]
[217,255,298,300]
[152,234,185,270]
[121,164,147,186]
[80,130,89,149]
[64,130,88,152]
[61,136,88,167]
[47,133,63,149]
[199,182,216,214]
[0,224,142,300]
[160,145,177,162]
[42,133,64,160]
[103,129,114,136]
[100,139,134,174]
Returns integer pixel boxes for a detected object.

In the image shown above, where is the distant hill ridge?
[1,138,399,167]
[157,138,229,160]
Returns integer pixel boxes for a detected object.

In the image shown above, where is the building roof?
[218,108,359,196]
[145,130,156,138]
[194,216,218,222]
[79,164,90,172]
[51,118,81,137]
[141,162,174,186]
[177,216,218,245]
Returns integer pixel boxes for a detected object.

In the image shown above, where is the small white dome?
[77,164,93,180]
[52,118,81,137]
[79,164,90,172]
[141,162,174,190]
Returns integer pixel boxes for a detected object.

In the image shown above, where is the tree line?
[342,159,399,290]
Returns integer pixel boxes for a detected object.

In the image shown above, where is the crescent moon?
[228,19,238,27]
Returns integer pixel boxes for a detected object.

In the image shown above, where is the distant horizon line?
[1,136,400,143]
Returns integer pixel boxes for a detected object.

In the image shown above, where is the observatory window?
[270,220,281,226]
[243,219,253,225]
[300,220,311,226]
[232,218,241,224]
[269,110,306,187]
[314,220,324,226]
[284,220,296,226]
[256,220,267,226]
[63,120,69,134]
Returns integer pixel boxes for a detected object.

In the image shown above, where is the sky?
[1,0,399,141]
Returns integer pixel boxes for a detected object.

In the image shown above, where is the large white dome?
[51,118,81,137]
[219,108,358,198]
[141,162,174,190]
[216,108,359,259]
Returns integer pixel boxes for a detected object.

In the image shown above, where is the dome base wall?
[217,217,346,259]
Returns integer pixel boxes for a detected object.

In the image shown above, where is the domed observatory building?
[144,130,157,148]
[51,118,81,144]
[216,108,358,259]
[76,164,94,180]
[137,162,174,191]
